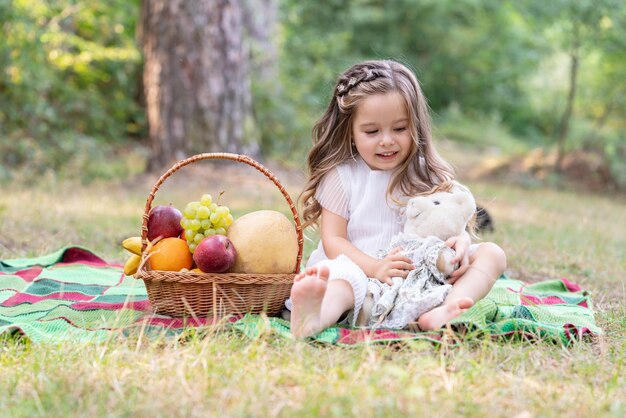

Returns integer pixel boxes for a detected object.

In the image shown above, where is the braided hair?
[335,64,389,97]
[300,60,454,229]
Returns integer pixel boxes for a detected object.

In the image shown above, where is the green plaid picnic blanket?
[0,247,602,345]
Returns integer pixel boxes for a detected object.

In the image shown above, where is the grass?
[0,161,625,417]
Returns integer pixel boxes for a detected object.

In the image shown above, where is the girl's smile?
[352,91,412,170]
[377,151,399,160]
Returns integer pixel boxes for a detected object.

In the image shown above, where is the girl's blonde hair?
[300,60,454,229]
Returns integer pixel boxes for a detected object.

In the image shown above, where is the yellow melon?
[227,210,298,274]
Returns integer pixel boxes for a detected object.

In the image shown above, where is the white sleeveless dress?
[286,156,406,325]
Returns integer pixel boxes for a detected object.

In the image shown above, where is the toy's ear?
[451,185,477,222]
[453,189,469,204]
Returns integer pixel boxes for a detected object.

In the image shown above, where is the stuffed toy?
[403,181,477,276]
[356,181,477,329]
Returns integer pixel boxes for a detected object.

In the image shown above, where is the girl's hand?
[373,247,414,285]
[445,233,472,284]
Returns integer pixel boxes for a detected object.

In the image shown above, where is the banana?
[122,236,142,255]
[123,254,141,276]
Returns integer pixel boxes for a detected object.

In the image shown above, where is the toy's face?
[404,186,476,240]
[405,191,451,222]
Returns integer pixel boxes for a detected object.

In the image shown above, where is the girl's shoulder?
[336,156,375,176]
[325,157,360,180]
[337,156,361,171]
[326,156,390,187]
[318,158,364,197]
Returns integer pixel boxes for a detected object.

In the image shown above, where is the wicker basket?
[135,153,303,318]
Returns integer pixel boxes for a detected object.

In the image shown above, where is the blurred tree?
[515,0,620,169]
[141,0,258,170]
[577,5,626,134]
[551,1,608,170]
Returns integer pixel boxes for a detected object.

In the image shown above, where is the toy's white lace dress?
[363,234,452,329]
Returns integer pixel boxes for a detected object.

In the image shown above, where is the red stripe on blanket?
[138,315,242,328]
[564,323,593,341]
[61,248,108,265]
[11,267,43,282]
[520,294,566,306]
[520,294,588,308]
[71,300,152,311]
[336,328,438,344]
[560,278,582,292]
[54,260,124,269]
[1,292,93,305]
[138,316,214,328]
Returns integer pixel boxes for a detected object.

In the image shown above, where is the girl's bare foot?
[417,297,474,331]
[290,265,330,338]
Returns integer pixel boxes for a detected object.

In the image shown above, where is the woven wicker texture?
[135,153,303,317]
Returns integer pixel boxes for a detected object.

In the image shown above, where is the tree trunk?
[141,0,257,170]
[242,0,279,155]
[555,20,580,171]
[243,0,278,84]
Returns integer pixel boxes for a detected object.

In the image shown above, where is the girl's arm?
[320,208,413,284]
[445,230,472,283]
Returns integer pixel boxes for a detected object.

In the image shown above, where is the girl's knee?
[475,242,507,273]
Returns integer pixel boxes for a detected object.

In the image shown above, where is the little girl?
[289,60,506,338]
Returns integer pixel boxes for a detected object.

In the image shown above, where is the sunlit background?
[1,0,624,192]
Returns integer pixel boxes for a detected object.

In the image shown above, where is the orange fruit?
[148,237,193,271]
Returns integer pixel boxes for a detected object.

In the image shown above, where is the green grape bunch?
[179,193,234,253]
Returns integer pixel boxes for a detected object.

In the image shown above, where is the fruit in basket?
[181,194,234,253]
[120,236,154,276]
[193,235,237,273]
[227,210,298,274]
[148,237,193,271]
[122,236,142,255]
[123,254,141,276]
[121,236,154,255]
[147,205,184,241]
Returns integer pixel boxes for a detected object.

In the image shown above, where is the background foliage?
[1,0,624,189]
[0,0,144,182]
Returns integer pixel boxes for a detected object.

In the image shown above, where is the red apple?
[193,235,237,273]
[147,204,183,241]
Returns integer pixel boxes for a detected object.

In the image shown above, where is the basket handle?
[140,152,303,274]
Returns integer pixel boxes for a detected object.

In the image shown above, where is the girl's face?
[352,91,412,171]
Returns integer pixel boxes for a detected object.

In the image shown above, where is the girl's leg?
[418,242,506,331]
[290,265,355,338]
